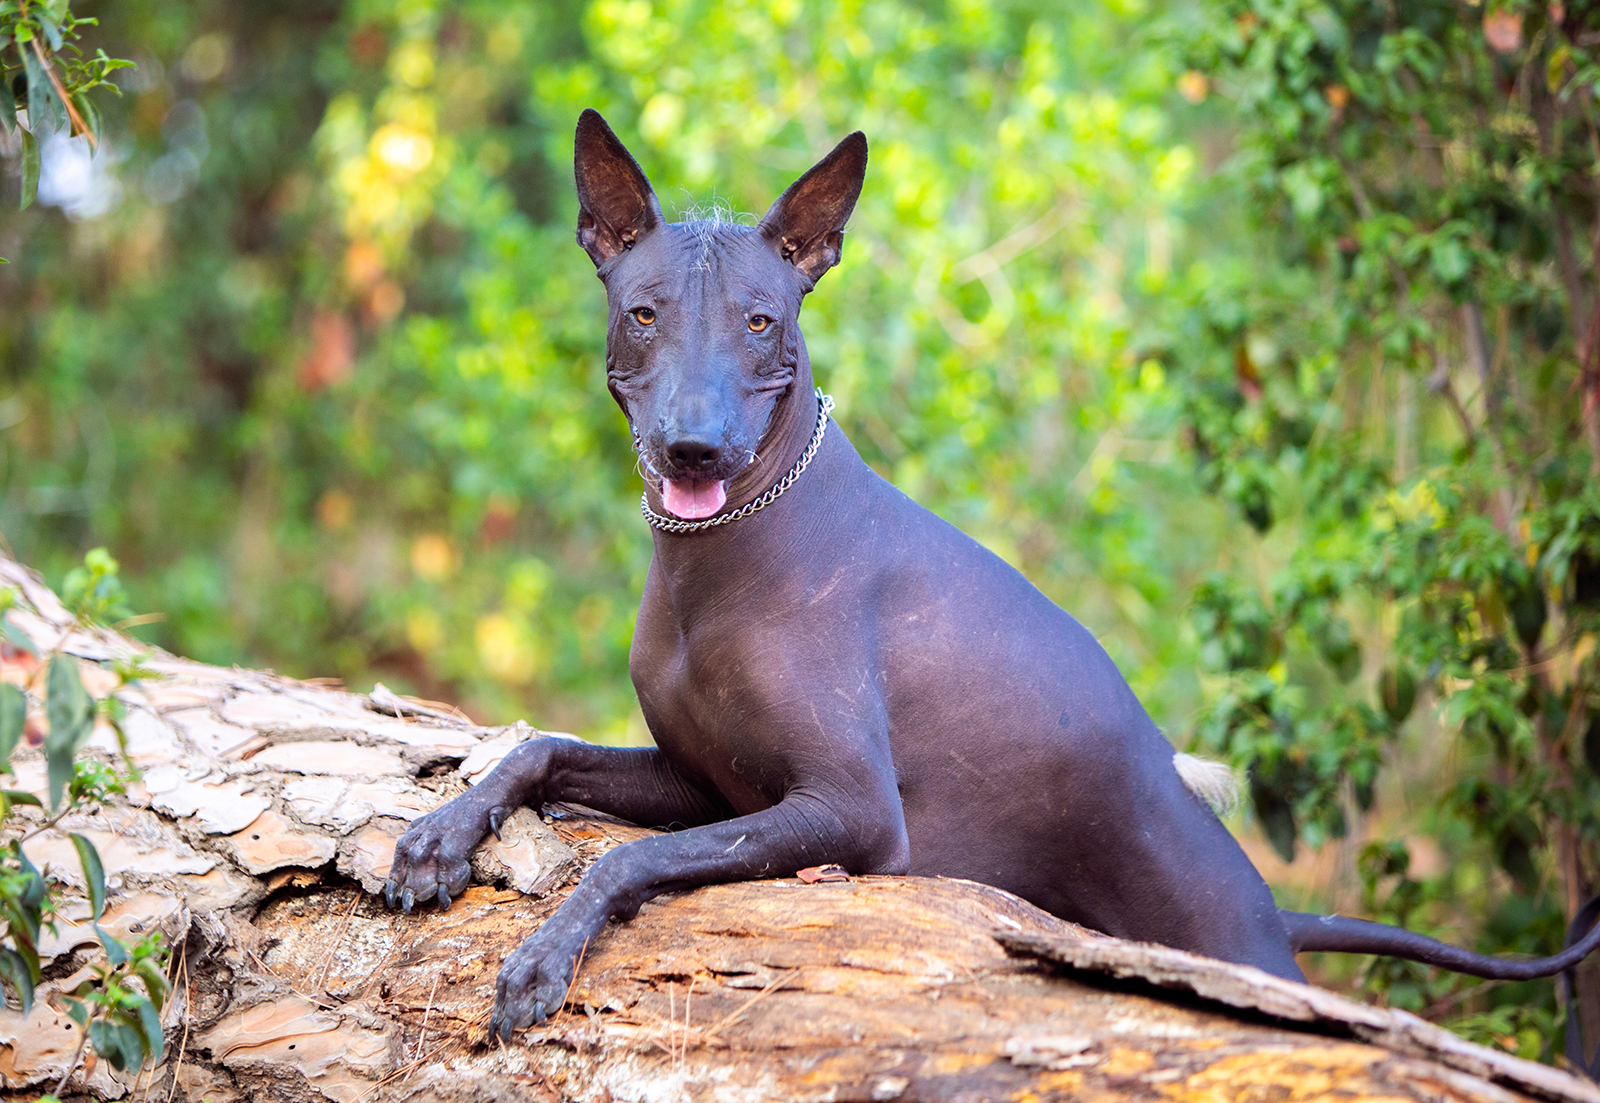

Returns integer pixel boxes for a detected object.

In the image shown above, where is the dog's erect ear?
[574,109,663,267]
[757,131,867,286]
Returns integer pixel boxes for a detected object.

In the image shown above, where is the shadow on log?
[0,553,1594,1103]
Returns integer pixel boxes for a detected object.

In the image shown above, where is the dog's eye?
[748,315,771,333]
[632,307,655,326]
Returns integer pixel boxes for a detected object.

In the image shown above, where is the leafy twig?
[28,35,93,150]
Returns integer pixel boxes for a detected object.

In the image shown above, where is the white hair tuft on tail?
[1173,752,1241,818]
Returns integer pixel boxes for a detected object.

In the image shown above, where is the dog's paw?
[490,928,583,1041]
[383,799,510,913]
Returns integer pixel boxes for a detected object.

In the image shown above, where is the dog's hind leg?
[1131,815,1306,981]
[1059,739,1305,982]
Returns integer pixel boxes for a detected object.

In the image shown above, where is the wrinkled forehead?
[600,222,798,304]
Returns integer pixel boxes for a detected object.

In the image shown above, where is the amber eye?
[748,315,771,333]
[632,307,655,326]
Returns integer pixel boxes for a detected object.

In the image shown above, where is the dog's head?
[573,109,866,521]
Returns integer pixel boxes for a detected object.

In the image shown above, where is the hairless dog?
[383,109,1600,1051]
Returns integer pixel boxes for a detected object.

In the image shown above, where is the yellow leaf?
[1547,43,1570,93]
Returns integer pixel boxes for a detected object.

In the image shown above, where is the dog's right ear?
[574,109,663,267]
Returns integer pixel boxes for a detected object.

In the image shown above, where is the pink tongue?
[662,479,727,520]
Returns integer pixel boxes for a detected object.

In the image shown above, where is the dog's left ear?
[757,131,867,287]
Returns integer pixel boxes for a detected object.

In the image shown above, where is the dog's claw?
[488,807,504,841]
[401,887,414,914]
[437,883,451,911]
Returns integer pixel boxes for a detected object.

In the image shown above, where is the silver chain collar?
[641,388,835,535]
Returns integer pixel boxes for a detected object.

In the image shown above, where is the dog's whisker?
[634,455,663,488]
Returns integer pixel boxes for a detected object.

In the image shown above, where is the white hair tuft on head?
[676,198,749,225]
[1173,752,1241,818]
[675,199,752,267]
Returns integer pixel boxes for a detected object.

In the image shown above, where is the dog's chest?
[628,607,792,812]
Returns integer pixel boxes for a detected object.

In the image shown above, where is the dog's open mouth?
[661,478,728,520]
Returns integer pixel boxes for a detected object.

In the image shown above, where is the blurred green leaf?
[1,618,38,656]
[72,89,97,144]
[0,946,34,1014]
[87,1018,140,1071]
[0,684,23,774]
[44,655,93,809]
[35,7,61,50]
[134,990,163,1062]
[0,71,15,134]
[20,42,62,134]
[94,921,126,965]
[70,832,105,919]
[18,125,36,209]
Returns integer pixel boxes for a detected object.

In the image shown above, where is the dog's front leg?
[384,738,727,912]
[490,787,910,1039]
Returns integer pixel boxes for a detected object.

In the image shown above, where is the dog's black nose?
[666,435,723,472]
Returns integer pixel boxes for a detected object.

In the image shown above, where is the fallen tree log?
[0,552,1594,1103]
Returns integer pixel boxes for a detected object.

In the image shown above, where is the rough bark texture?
[0,552,1595,1103]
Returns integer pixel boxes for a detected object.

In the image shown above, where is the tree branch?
[29,36,95,152]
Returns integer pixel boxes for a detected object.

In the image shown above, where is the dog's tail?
[1173,752,1600,1072]
[1279,899,1600,979]
[1283,898,1600,1077]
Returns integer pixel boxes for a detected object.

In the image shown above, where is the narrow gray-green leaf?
[0,683,24,774]
[37,10,63,52]
[74,92,99,145]
[1,790,42,807]
[134,959,168,1007]
[0,72,16,135]
[94,921,128,965]
[70,833,106,919]
[21,46,63,135]
[88,1019,128,1070]
[114,1018,147,1070]
[19,126,38,210]
[45,656,93,809]
[2,618,39,655]
[63,994,88,1027]
[15,845,45,915]
[135,995,164,1064]
[0,947,35,1014]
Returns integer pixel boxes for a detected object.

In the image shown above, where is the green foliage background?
[3,0,1599,1065]
[2,0,1207,735]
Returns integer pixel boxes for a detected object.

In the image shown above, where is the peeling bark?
[0,553,1595,1102]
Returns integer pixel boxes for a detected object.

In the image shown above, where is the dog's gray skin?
[383,110,1600,1044]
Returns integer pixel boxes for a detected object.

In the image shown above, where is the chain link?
[641,389,835,535]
